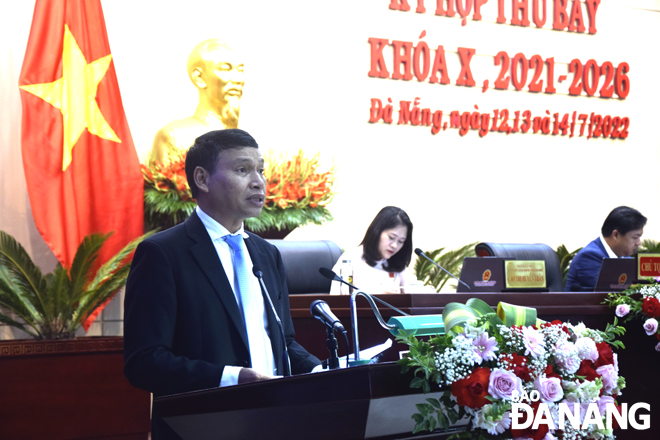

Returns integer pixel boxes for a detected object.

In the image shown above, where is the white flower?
[473,405,511,435]
[522,326,546,358]
[553,341,581,374]
[463,320,486,339]
[574,337,599,362]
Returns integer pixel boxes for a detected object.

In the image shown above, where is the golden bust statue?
[149,39,245,163]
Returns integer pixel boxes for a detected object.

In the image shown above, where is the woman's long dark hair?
[360,206,413,273]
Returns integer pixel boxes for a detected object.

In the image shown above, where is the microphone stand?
[350,290,398,364]
[326,327,340,369]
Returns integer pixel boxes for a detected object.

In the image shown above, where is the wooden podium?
[288,292,658,440]
[155,362,462,440]
[155,293,657,440]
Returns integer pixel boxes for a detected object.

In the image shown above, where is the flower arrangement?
[251,149,335,233]
[141,149,336,234]
[604,276,660,352]
[142,152,196,231]
[397,299,626,440]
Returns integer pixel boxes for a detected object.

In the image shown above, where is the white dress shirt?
[195,206,276,386]
[600,235,618,259]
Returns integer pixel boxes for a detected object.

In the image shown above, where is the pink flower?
[643,318,658,336]
[534,374,564,403]
[596,364,619,393]
[656,342,660,352]
[597,395,615,415]
[522,326,546,358]
[473,332,498,364]
[615,304,630,318]
[488,368,523,400]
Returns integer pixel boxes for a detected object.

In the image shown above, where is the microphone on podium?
[310,300,346,332]
[414,248,472,291]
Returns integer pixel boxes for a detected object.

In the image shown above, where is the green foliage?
[0,230,153,339]
[412,393,460,434]
[638,239,660,253]
[244,205,334,233]
[397,330,452,393]
[144,186,196,231]
[556,244,582,286]
[414,243,476,291]
[601,317,626,350]
[144,188,334,234]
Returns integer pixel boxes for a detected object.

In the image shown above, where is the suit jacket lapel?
[186,211,249,350]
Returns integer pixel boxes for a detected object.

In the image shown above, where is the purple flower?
[596,364,619,393]
[522,326,546,358]
[643,318,658,336]
[472,332,498,364]
[656,342,660,352]
[488,368,523,400]
[615,304,630,318]
[534,374,564,403]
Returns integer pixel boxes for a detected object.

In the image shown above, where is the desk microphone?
[310,300,346,332]
[253,266,291,376]
[414,248,471,291]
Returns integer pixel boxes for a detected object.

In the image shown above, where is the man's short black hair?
[601,206,647,237]
[360,206,413,273]
[185,129,258,198]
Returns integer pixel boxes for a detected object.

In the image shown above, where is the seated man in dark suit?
[565,206,647,291]
[124,129,321,439]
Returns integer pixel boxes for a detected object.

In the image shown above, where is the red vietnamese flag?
[18,0,143,330]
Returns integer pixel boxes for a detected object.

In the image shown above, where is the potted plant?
[141,149,336,238]
[0,230,152,339]
[0,230,153,439]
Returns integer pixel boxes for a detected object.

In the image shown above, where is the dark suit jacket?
[565,237,608,291]
[124,211,320,439]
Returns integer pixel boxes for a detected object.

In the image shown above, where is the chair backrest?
[267,240,342,294]
[474,242,563,292]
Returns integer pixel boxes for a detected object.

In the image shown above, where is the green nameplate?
[504,260,547,289]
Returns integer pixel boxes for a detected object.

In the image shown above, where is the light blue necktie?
[223,234,271,375]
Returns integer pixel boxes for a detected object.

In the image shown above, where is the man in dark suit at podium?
[565,206,646,291]
[124,129,320,439]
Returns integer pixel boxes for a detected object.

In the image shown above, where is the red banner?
[18,0,143,330]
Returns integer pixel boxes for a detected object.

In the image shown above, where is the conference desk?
[290,292,658,439]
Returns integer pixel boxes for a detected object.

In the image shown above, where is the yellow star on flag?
[20,24,121,171]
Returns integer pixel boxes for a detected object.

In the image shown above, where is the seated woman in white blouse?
[330,206,416,294]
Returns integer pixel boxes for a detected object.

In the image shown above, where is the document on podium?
[313,338,393,371]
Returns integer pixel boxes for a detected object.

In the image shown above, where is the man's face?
[199,147,265,232]
[204,49,244,121]
[611,228,644,257]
